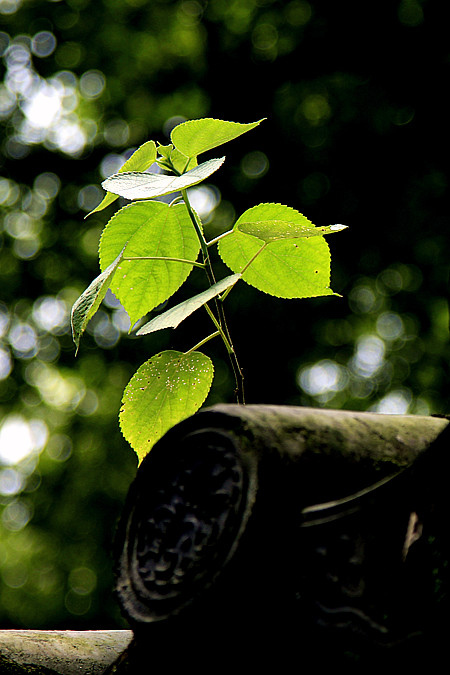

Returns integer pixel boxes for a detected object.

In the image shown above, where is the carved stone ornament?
[110,405,450,670]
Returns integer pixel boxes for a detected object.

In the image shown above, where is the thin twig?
[184,331,220,355]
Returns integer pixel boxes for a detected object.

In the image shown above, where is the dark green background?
[1,0,449,628]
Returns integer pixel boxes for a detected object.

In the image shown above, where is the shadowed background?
[1,0,449,628]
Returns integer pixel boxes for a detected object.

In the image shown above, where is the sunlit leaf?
[219,203,337,298]
[156,143,198,174]
[87,141,157,216]
[71,249,124,353]
[120,350,214,462]
[171,118,265,158]
[237,220,348,242]
[137,273,241,335]
[101,156,225,200]
[99,201,200,326]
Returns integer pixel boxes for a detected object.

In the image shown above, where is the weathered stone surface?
[0,630,133,674]
[111,405,450,668]
[4,406,449,672]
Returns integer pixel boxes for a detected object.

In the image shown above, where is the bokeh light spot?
[372,388,412,414]
[79,70,105,99]
[31,31,57,58]
[78,184,104,212]
[241,151,269,178]
[376,312,404,341]
[300,94,331,125]
[186,185,220,220]
[69,566,97,595]
[32,296,69,334]
[0,0,23,17]
[103,119,129,147]
[33,172,61,200]
[2,500,32,532]
[350,335,385,377]
[8,321,38,359]
[298,359,348,399]
[0,347,12,380]
[100,153,126,179]
[0,415,48,466]
[0,468,24,496]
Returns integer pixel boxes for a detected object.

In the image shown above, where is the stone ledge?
[0,630,133,674]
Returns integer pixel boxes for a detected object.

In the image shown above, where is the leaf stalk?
[184,331,220,355]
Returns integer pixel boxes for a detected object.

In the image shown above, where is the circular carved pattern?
[119,431,246,620]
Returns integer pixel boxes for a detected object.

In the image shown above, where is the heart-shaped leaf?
[219,203,337,298]
[120,350,214,462]
[99,200,200,326]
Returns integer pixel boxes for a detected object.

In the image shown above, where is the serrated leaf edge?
[71,248,125,353]
[119,350,214,461]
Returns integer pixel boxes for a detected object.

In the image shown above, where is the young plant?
[71,118,346,463]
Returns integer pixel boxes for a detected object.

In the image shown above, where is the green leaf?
[120,350,214,462]
[71,249,124,353]
[101,156,225,201]
[87,141,157,217]
[99,200,200,326]
[218,203,337,299]
[171,118,265,158]
[156,143,198,174]
[137,273,241,336]
[237,220,348,242]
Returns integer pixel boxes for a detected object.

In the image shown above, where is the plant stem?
[204,304,233,354]
[181,189,216,285]
[207,229,234,247]
[185,331,220,355]
[219,242,268,304]
[203,301,244,404]
[181,189,245,404]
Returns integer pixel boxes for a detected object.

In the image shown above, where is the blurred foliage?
[1,0,450,628]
